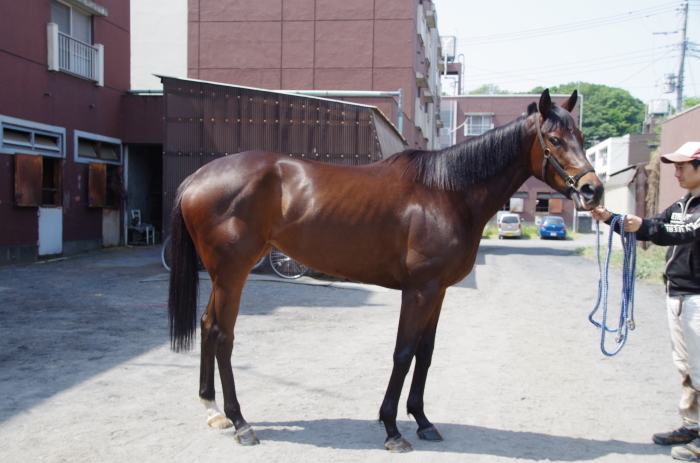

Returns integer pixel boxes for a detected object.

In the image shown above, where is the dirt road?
[0,236,679,462]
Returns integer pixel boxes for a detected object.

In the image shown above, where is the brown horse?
[167,90,603,452]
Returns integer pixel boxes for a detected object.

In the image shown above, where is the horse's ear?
[527,102,538,115]
[561,90,578,113]
[539,89,551,118]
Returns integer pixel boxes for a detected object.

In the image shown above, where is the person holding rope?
[591,141,700,462]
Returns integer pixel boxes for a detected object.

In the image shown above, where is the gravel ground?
[0,235,681,462]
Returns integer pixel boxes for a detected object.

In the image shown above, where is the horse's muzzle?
[572,181,603,211]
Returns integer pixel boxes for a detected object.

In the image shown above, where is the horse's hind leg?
[212,275,260,445]
[407,291,445,442]
[199,291,233,428]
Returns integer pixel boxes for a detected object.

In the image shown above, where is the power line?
[454,2,678,45]
[617,54,674,86]
[460,51,677,88]
[461,45,676,80]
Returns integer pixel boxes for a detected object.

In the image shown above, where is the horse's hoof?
[207,413,233,429]
[234,425,260,446]
[417,425,443,442]
[384,435,413,453]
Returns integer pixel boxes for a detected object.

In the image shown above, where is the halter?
[534,113,594,206]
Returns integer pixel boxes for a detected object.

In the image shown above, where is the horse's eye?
[549,137,561,146]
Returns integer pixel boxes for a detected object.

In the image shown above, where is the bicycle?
[268,248,310,279]
[162,236,309,279]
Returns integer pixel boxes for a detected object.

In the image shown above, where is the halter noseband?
[534,113,594,202]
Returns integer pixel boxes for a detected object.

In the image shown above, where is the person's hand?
[621,215,642,232]
[590,206,613,222]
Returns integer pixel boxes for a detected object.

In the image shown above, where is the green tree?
[469,84,511,95]
[528,83,645,147]
[683,96,700,111]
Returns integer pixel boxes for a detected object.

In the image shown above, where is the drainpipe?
[284,90,404,135]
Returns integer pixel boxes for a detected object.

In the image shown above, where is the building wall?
[659,104,700,211]
[586,133,655,183]
[442,94,581,224]
[0,0,131,264]
[186,0,441,150]
[606,184,635,216]
[627,133,657,165]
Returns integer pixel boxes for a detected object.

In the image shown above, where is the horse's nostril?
[579,183,596,199]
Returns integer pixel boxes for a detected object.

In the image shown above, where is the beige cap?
[661,142,700,164]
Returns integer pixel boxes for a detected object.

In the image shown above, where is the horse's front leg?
[407,290,445,442]
[199,291,233,429]
[379,284,443,453]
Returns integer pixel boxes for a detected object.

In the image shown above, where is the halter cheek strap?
[534,113,594,200]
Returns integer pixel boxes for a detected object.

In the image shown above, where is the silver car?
[498,213,522,239]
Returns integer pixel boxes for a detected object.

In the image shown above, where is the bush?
[483,224,498,239]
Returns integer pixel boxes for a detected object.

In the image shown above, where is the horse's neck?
[461,146,533,226]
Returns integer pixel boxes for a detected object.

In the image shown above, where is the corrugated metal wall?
[162,77,405,233]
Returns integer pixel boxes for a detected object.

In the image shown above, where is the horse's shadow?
[227,419,665,460]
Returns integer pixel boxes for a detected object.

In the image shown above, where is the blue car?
[538,216,567,240]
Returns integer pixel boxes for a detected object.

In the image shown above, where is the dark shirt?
[608,192,700,296]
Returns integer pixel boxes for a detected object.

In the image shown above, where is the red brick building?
[0,0,131,264]
[183,0,442,150]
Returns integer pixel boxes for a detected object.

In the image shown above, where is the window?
[543,217,564,226]
[14,153,62,207]
[599,147,608,167]
[500,192,526,212]
[74,131,122,164]
[536,192,566,213]
[465,115,493,136]
[3,127,61,155]
[48,0,106,84]
[439,100,456,149]
[42,156,61,206]
[51,0,92,44]
[1,117,65,157]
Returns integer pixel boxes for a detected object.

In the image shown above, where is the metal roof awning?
[605,166,638,190]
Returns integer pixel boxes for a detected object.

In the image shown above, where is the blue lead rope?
[589,216,637,356]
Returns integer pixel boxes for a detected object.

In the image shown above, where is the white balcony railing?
[58,32,98,79]
[47,23,103,86]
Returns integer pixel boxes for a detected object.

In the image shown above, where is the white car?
[498,213,522,239]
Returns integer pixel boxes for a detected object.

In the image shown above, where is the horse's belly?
[272,232,403,289]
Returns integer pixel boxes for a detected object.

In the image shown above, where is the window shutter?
[14,153,42,207]
[549,198,563,213]
[88,162,106,207]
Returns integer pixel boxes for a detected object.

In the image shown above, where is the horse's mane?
[386,104,574,191]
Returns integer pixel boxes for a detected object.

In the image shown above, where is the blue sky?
[433,0,699,107]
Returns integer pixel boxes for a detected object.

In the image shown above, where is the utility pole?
[677,1,689,111]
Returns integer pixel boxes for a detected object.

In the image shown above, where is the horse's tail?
[167,180,199,352]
